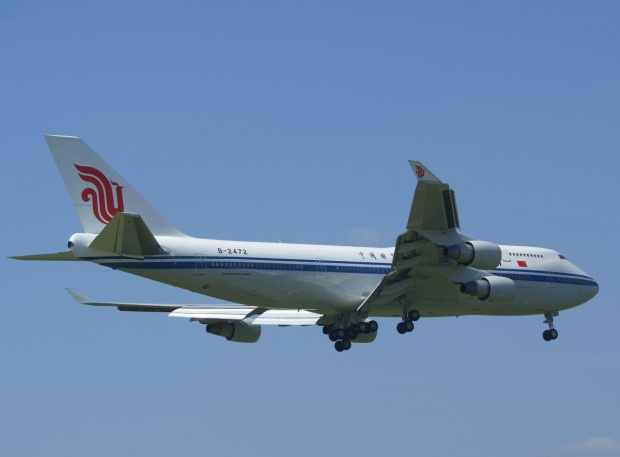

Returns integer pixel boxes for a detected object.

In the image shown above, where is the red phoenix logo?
[75,164,125,224]
[415,165,425,178]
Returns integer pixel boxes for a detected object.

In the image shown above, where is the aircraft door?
[315,258,326,278]
[501,249,511,263]
[194,254,207,275]
[545,269,555,288]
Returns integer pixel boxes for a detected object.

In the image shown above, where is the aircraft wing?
[358,161,488,314]
[67,289,323,325]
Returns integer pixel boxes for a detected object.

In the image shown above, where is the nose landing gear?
[542,312,559,342]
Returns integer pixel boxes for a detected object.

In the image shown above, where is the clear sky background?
[1,1,618,456]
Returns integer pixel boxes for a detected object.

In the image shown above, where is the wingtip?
[408,160,442,183]
[44,134,79,139]
[66,288,93,304]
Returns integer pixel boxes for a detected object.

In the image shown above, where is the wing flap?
[252,309,322,325]
[168,307,255,320]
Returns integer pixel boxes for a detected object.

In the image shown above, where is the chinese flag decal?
[517,260,527,267]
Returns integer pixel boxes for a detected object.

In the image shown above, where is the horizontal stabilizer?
[89,212,165,258]
[10,251,81,261]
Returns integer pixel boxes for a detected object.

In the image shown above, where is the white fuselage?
[69,233,599,319]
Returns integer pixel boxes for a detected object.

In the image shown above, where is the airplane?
[11,135,599,352]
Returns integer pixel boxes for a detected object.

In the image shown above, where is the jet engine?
[443,240,502,270]
[206,320,261,343]
[460,276,516,302]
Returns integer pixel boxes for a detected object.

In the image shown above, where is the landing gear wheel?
[348,326,359,339]
[404,320,414,332]
[408,310,420,322]
[368,320,379,332]
[322,325,332,335]
[542,330,551,341]
[342,339,352,351]
[329,330,339,342]
[357,322,368,334]
[397,322,407,334]
[549,328,558,340]
[335,340,344,352]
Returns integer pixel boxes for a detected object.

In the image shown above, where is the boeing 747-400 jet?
[12,135,599,352]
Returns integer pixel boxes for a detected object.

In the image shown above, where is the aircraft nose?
[591,280,600,299]
[582,274,600,300]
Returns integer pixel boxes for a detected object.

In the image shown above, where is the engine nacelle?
[460,276,516,302]
[352,331,377,343]
[206,320,261,343]
[443,240,502,270]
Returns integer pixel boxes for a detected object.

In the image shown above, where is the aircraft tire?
[397,322,407,334]
[408,310,420,321]
[549,329,558,340]
[369,320,379,332]
[335,340,344,352]
[404,320,414,332]
[542,330,551,341]
[342,339,352,351]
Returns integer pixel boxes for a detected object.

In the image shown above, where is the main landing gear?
[397,309,420,335]
[324,320,379,352]
[395,294,419,335]
[542,312,559,342]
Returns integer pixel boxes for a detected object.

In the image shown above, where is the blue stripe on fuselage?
[101,259,392,275]
[93,256,597,286]
[83,255,392,266]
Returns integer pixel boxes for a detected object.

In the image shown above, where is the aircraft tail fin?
[44,135,184,236]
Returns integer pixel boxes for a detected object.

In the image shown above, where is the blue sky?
[1,1,619,456]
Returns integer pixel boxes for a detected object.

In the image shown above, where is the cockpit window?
[559,254,567,260]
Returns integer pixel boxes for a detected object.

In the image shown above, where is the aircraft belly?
[111,266,591,318]
[203,269,370,313]
[366,282,588,318]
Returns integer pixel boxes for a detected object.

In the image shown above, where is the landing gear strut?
[542,312,559,342]
[396,295,419,335]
